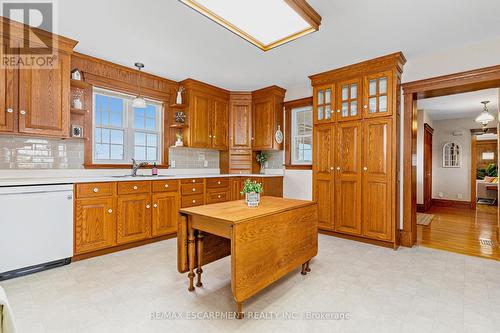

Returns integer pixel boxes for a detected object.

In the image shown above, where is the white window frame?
[442,142,461,168]
[92,87,163,165]
[291,105,313,165]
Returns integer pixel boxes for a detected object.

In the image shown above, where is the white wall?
[431,118,479,202]
[283,169,313,200]
[416,110,434,204]
[283,37,500,227]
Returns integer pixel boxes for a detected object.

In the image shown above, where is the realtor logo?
[1,1,58,69]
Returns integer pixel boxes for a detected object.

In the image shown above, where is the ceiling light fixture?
[475,101,495,131]
[180,0,321,51]
[132,62,147,109]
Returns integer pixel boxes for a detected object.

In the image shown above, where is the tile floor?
[1,235,500,333]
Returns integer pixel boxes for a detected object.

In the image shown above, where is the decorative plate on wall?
[275,125,283,144]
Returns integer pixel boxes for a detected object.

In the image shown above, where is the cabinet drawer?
[181,194,205,208]
[181,178,204,184]
[76,182,115,198]
[181,183,204,195]
[152,180,179,193]
[206,178,229,189]
[117,181,151,195]
[206,190,230,204]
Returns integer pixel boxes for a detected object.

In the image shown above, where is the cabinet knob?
[330,167,334,171]
[164,184,169,188]
[337,109,340,113]
[93,187,99,193]
[192,199,196,204]
[153,204,158,208]
[336,167,341,171]
[363,105,368,109]
[217,181,221,185]
[251,137,254,141]
[192,188,196,192]
[20,110,26,115]
[218,195,221,199]
[108,209,113,214]
[133,186,138,190]
[363,167,368,171]
[213,136,216,139]
[6,108,13,113]
[209,135,212,138]
[146,204,151,209]
[192,179,196,183]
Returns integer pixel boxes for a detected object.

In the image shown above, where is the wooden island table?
[178,197,318,319]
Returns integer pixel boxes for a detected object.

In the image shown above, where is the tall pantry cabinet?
[310,53,406,249]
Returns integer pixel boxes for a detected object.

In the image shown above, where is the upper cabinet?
[181,79,229,150]
[0,17,77,137]
[251,86,286,151]
[310,54,404,124]
[229,93,252,150]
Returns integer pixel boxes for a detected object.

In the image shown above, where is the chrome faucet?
[131,159,149,177]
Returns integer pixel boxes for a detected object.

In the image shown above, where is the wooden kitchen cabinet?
[251,86,286,151]
[152,192,179,236]
[363,70,393,118]
[313,84,335,124]
[229,93,252,150]
[116,193,151,244]
[336,78,362,122]
[181,79,229,150]
[0,41,15,133]
[74,197,116,254]
[362,118,393,241]
[313,124,335,230]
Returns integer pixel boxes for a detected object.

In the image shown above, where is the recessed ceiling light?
[180,0,321,51]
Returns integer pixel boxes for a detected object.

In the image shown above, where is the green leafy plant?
[256,152,268,165]
[477,163,498,179]
[240,179,263,194]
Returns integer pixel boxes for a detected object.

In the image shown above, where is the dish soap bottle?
[152,162,158,176]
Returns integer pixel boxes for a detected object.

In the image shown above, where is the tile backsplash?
[169,147,219,169]
[264,150,284,169]
[0,136,84,169]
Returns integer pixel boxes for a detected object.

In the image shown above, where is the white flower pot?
[245,192,260,207]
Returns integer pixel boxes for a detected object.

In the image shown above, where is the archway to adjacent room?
[401,65,500,252]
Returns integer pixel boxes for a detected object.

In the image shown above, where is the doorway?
[402,65,500,253]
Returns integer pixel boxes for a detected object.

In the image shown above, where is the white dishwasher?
[0,184,74,280]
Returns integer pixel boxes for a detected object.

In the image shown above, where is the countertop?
[0,173,284,187]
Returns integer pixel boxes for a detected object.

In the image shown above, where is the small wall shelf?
[70,108,89,115]
[70,79,90,89]
[170,103,187,109]
[169,123,187,129]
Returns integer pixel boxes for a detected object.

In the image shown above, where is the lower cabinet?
[152,192,179,236]
[116,193,151,244]
[74,197,116,254]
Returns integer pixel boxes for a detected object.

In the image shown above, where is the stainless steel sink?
[111,175,173,178]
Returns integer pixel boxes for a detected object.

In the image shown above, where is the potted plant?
[240,179,263,207]
[256,152,268,174]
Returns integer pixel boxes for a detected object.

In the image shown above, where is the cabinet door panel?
[230,100,252,149]
[313,124,334,176]
[316,178,334,230]
[252,97,274,150]
[212,98,228,150]
[152,192,179,236]
[362,118,393,241]
[313,84,335,124]
[335,122,362,235]
[117,194,151,244]
[75,198,115,254]
[190,92,211,148]
[337,78,361,122]
[18,52,70,137]
[363,71,393,118]
[0,42,15,133]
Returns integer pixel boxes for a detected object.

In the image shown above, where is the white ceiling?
[418,89,500,121]
[56,0,500,91]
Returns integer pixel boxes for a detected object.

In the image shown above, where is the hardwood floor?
[417,204,500,260]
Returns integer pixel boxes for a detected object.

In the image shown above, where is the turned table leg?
[301,263,307,275]
[236,302,244,320]
[196,231,204,287]
[187,223,196,292]
[305,260,311,272]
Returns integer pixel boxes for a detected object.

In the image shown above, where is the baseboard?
[72,233,176,262]
[416,204,425,212]
[319,229,397,250]
[431,199,472,209]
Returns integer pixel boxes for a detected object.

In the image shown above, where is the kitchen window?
[284,97,313,169]
[92,88,163,164]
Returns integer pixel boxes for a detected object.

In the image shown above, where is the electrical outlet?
[203,160,208,168]
[171,160,176,168]
[438,192,444,198]
[457,193,463,199]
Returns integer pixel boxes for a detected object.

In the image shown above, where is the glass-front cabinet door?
[314,84,335,124]
[336,78,361,122]
[363,71,393,118]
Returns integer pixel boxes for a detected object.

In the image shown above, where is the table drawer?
[117,181,151,195]
[152,180,179,193]
[76,182,115,198]
[181,194,205,208]
[206,178,229,189]
[181,178,204,184]
[181,183,204,195]
[206,190,231,204]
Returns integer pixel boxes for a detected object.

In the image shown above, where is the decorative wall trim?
[431,198,472,209]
